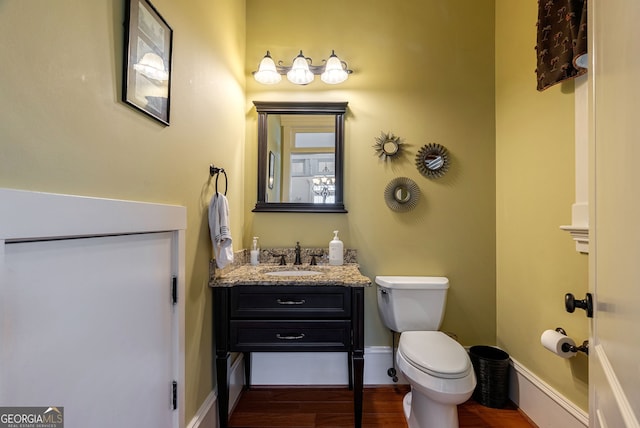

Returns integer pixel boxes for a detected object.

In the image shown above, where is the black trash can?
[469,345,510,408]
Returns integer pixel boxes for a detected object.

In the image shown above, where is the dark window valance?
[535,0,587,91]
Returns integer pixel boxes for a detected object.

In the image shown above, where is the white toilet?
[376,276,476,428]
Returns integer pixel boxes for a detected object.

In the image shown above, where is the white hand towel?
[208,192,234,269]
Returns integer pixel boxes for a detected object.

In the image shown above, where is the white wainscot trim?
[249,346,407,386]
[561,74,590,254]
[187,354,245,428]
[509,358,588,428]
[593,344,640,428]
[186,391,216,428]
[0,188,186,240]
[1,188,187,428]
[560,222,589,253]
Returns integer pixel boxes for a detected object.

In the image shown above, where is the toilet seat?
[398,331,471,379]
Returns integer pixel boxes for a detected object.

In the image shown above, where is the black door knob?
[565,292,593,318]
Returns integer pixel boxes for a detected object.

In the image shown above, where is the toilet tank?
[375,276,449,332]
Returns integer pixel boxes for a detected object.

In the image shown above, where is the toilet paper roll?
[540,329,577,358]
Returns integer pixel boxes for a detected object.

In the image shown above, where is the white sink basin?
[264,270,323,277]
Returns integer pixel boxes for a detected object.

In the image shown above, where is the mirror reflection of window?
[295,132,334,148]
[289,154,335,203]
[278,115,336,204]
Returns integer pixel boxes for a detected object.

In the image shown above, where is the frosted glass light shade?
[253,52,282,84]
[286,51,314,85]
[321,53,348,84]
[253,50,352,85]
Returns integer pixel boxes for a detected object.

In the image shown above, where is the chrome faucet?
[294,241,302,265]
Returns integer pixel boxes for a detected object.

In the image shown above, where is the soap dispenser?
[250,237,260,266]
[329,230,344,266]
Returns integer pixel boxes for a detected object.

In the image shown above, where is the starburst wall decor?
[415,143,450,179]
[373,131,404,161]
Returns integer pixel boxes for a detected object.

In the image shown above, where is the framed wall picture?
[123,0,173,125]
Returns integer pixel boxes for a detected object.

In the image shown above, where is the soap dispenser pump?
[250,237,260,266]
[329,230,343,266]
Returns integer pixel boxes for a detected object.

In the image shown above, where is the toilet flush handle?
[565,292,593,318]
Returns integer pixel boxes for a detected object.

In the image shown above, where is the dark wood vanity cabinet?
[213,285,365,428]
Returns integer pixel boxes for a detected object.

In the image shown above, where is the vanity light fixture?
[253,50,353,85]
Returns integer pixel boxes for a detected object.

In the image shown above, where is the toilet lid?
[398,331,471,379]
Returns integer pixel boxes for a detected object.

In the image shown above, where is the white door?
[589,1,640,427]
[0,232,176,428]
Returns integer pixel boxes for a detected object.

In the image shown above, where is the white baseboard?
[186,391,216,428]
[188,349,589,428]
[250,346,407,386]
[509,358,588,428]
[187,354,245,428]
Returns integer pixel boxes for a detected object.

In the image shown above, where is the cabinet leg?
[243,351,251,389]
[347,351,353,390]
[216,353,230,428]
[353,351,364,428]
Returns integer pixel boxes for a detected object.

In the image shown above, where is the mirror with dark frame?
[415,143,450,179]
[384,177,420,212]
[253,101,348,213]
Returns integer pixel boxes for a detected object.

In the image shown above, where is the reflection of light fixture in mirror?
[134,52,169,81]
[253,50,353,85]
[312,166,336,203]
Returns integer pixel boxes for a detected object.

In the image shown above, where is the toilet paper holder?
[555,327,589,356]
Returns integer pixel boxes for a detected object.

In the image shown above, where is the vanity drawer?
[230,286,351,319]
[229,320,351,351]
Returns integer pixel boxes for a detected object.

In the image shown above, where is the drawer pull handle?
[276,298,306,305]
[276,333,305,340]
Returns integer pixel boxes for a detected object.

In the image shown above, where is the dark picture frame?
[123,0,173,125]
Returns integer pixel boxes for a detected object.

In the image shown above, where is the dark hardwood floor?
[228,386,537,428]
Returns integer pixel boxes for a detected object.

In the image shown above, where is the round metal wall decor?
[373,131,404,161]
[415,143,450,178]
[384,177,420,212]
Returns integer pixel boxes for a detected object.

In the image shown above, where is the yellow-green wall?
[0,0,246,422]
[495,1,589,410]
[245,0,497,347]
[0,0,590,421]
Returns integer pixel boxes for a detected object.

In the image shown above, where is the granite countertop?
[210,263,371,287]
